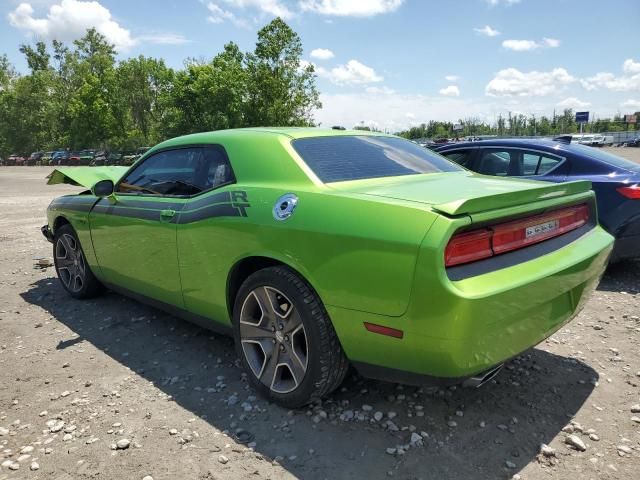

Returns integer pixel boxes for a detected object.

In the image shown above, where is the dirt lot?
[1,148,639,480]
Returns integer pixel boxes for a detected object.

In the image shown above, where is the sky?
[1,0,639,131]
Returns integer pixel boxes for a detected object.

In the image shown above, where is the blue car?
[435,137,640,262]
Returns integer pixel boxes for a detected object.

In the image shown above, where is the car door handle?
[160,209,176,221]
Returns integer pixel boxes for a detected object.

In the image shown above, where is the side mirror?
[92,179,114,197]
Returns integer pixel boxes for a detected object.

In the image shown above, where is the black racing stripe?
[187,191,232,210]
[177,203,243,224]
[50,196,96,212]
[92,204,162,221]
[108,198,184,210]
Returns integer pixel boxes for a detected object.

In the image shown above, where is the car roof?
[155,127,391,149]
[436,137,578,154]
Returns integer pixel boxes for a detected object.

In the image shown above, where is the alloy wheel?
[239,286,309,394]
[55,233,86,293]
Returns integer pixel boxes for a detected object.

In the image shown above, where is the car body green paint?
[44,128,614,381]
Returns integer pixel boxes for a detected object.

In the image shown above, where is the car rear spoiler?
[432,179,593,216]
[47,166,128,188]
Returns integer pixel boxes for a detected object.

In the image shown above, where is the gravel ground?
[1,150,639,480]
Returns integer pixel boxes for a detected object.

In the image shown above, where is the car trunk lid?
[332,172,592,216]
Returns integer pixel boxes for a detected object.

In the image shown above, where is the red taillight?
[617,185,640,199]
[444,229,493,267]
[445,204,590,267]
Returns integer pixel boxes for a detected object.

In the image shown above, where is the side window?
[522,153,540,175]
[442,149,473,167]
[537,154,562,175]
[118,146,234,196]
[477,149,512,176]
[521,150,563,176]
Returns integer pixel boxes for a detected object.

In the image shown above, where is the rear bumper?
[41,225,54,243]
[329,226,613,381]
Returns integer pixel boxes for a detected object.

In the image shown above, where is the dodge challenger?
[42,128,614,407]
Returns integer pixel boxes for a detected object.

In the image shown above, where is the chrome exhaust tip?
[462,363,504,388]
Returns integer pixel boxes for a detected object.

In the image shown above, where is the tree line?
[0,18,320,157]
[398,109,640,140]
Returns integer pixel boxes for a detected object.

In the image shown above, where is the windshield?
[292,135,462,183]
[570,143,640,172]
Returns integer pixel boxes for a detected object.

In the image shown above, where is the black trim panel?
[352,360,504,387]
[103,281,232,336]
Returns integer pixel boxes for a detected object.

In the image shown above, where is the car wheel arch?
[53,215,71,234]
[226,255,322,320]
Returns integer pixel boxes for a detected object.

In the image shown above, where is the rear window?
[292,136,462,183]
[569,144,640,172]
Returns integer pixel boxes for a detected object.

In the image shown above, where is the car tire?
[233,266,349,408]
[53,224,104,299]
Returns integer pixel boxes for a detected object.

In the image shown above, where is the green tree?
[244,18,321,126]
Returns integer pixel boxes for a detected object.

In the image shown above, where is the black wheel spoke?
[240,285,309,394]
[260,343,280,388]
[283,309,303,335]
[240,322,274,340]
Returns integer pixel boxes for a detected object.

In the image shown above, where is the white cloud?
[485,0,521,5]
[315,91,493,131]
[620,98,640,110]
[445,75,460,82]
[222,0,293,19]
[319,59,383,85]
[502,39,538,51]
[310,48,334,60]
[439,85,460,97]
[622,99,640,110]
[474,25,500,37]
[486,67,576,96]
[624,59,640,74]
[299,0,404,17]
[556,97,591,109]
[543,37,560,48]
[137,33,190,45]
[581,58,640,92]
[502,38,560,51]
[365,85,396,94]
[206,2,250,27]
[8,0,136,51]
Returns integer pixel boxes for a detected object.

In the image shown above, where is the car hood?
[331,172,592,216]
[47,166,128,188]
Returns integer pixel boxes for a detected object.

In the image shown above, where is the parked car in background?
[41,151,55,164]
[120,150,138,166]
[52,151,70,165]
[78,149,97,165]
[601,135,614,146]
[42,128,612,406]
[93,150,124,166]
[9,154,26,166]
[627,137,640,147]
[69,151,82,164]
[435,137,640,262]
[27,151,44,166]
[121,147,151,166]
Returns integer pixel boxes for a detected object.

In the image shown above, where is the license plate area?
[525,220,559,239]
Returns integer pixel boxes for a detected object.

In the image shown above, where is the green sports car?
[42,128,613,407]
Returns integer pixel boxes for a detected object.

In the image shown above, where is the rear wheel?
[233,266,349,408]
[53,224,104,299]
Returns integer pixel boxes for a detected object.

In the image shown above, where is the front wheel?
[53,224,104,299]
[233,266,349,408]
